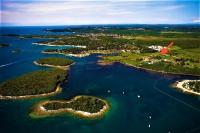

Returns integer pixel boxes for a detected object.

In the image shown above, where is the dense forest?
[0,69,68,96]
[43,96,106,113]
[36,57,74,66]
[43,48,85,54]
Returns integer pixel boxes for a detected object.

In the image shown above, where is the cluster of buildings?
[148,45,164,52]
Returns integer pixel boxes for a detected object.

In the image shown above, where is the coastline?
[97,60,114,66]
[100,60,200,77]
[30,95,110,118]
[0,84,62,100]
[42,51,90,57]
[33,61,73,70]
[172,80,200,96]
[33,42,86,48]
[42,50,117,58]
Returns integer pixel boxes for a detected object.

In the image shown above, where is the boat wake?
[0,58,31,68]
[153,77,200,113]
[0,61,19,68]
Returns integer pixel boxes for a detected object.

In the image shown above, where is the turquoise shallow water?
[0,26,200,133]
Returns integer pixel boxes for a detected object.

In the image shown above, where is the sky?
[1,0,200,26]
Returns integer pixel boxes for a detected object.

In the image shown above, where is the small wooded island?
[34,57,74,69]
[30,95,109,118]
[173,80,200,96]
[0,43,10,48]
[0,69,68,99]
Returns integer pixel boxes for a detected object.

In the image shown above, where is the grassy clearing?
[103,45,200,75]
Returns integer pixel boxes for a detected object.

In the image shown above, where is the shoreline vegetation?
[0,84,62,100]
[0,69,68,99]
[172,80,200,96]
[42,51,90,57]
[99,60,200,77]
[34,57,74,69]
[33,42,87,48]
[34,61,71,70]
[101,49,200,76]
[97,60,114,66]
[30,95,109,118]
[42,49,116,58]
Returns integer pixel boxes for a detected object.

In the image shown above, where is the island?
[30,95,109,118]
[0,43,10,48]
[0,69,68,99]
[1,34,63,39]
[1,34,20,37]
[172,80,200,96]
[34,57,74,69]
[44,28,72,32]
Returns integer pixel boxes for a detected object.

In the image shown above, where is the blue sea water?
[0,26,200,133]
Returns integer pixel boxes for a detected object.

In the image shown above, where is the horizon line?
[1,23,200,27]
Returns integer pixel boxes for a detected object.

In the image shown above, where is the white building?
[148,45,164,51]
